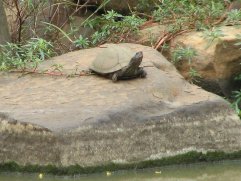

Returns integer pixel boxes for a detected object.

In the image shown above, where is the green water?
[1,161,241,181]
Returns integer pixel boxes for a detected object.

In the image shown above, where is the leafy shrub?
[0,38,54,71]
[84,10,145,45]
[74,35,90,49]
[226,9,241,25]
[172,46,200,82]
[172,46,197,64]
[202,28,226,48]
[152,0,225,29]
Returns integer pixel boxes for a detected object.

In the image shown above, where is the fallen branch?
[154,29,191,50]
[9,69,92,77]
[154,33,171,50]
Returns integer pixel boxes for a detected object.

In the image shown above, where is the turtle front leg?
[138,67,147,78]
[111,70,123,82]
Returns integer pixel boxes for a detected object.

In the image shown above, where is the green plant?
[226,9,241,25]
[202,28,226,48]
[0,43,23,71]
[135,0,158,12]
[234,34,241,48]
[152,0,225,29]
[232,89,241,117]
[232,35,241,117]
[0,38,54,71]
[51,63,64,73]
[74,35,90,49]
[160,43,170,53]
[172,46,197,64]
[235,74,241,80]
[172,46,201,83]
[85,10,145,45]
[166,18,187,34]
[188,67,201,83]
[151,0,226,49]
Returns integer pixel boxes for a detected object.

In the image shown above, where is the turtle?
[89,45,147,82]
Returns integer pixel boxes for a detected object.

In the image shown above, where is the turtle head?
[129,51,143,67]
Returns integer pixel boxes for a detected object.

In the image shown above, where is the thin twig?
[9,69,92,77]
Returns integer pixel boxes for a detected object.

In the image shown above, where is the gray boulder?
[0,43,241,167]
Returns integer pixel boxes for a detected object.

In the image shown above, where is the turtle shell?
[89,45,135,74]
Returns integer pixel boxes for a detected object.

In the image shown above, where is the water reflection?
[1,160,241,181]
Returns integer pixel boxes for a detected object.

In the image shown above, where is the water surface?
[1,160,241,181]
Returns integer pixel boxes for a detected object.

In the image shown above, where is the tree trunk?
[0,0,10,44]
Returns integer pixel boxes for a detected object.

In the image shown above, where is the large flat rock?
[0,43,241,167]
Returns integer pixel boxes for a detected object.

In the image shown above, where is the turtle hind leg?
[138,68,147,78]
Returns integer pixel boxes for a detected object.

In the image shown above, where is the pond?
[1,160,241,181]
